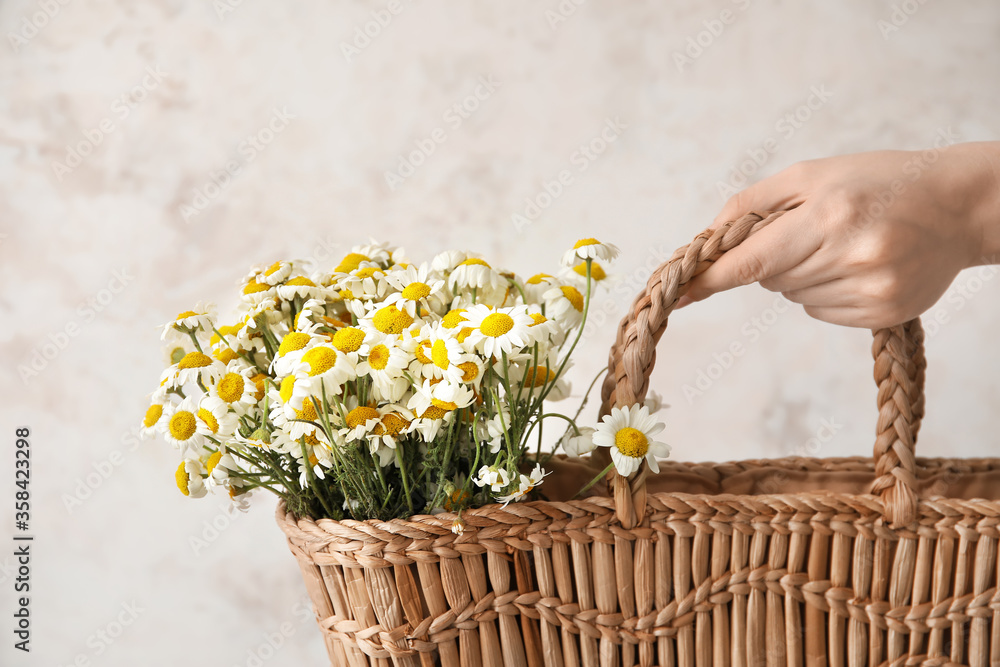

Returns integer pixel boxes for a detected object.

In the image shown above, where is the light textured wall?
[2,1,999,664]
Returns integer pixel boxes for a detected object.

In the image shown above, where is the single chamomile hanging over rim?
[593,404,670,477]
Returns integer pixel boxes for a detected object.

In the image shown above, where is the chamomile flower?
[270,331,318,376]
[204,449,239,490]
[407,379,475,417]
[277,275,324,301]
[496,464,549,506]
[452,355,486,390]
[162,396,208,452]
[523,273,559,303]
[523,306,563,345]
[357,337,410,402]
[423,325,468,380]
[210,361,260,415]
[448,258,505,293]
[337,266,391,301]
[543,285,586,329]
[473,465,511,493]
[431,249,473,273]
[593,404,670,477]
[140,399,168,438]
[289,344,354,409]
[366,303,416,336]
[461,304,535,360]
[339,404,382,443]
[251,260,293,286]
[268,377,323,441]
[161,302,216,340]
[196,396,239,440]
[564,261,615,288]
[384,264,446,316]
[175,459,207,498]
[561,426,597,457]
[241,276,279,305]
[561,238,620,267]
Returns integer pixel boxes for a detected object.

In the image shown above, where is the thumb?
[680,206,819,304]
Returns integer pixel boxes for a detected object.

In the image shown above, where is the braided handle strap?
[596,211,926,527]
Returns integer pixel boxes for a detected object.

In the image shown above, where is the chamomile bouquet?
[140,238,669,523]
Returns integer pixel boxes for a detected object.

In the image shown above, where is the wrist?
[958,142,1000,265]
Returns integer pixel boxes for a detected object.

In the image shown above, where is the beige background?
[2,1,999,665]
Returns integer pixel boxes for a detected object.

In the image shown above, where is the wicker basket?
[277,212,1000,667]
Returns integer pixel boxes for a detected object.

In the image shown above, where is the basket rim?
[275,453,1000,550]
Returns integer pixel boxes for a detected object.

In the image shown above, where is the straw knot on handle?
[597,211,926,528]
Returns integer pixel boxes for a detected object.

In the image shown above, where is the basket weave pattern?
[277,213,1000,666]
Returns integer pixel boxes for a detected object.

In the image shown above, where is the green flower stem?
[395,447,415,515]
[573,462,614,499]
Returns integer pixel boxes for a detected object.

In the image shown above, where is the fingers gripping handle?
[597,211,925,527]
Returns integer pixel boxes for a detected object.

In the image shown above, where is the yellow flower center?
[458,361,480,382]
[420,406,447,420]
[529,313,548,327]
[285,276,316,287]
[265,261,284,276]
[431,339,450,370]
[574,261,607,281]
[243,280,271,295]
[524,366,556,387]
[441,309,467,328]
[560,285,584,312]
[431,398,458,411]
[346,406,380,429]
[169,411,197,441]
[176,310,198,319]
[527,273,551,285]
[302,347,337,376]
[175,462,190,496]
[197,407,220,434]
[279,375,296,403]
[177,351,213,369]
[213,347,239,364]
[373,304,413,335]
[205,451,223,475]
[401,282,431,301]
[414,340,432,365]
[355,267,380,280]
[250,373,267,401]
[614,427,649,459]
[459,258,490,267]
[278,332,311,357]
[374,413,409,437]
[143,404,163,428]
[480,313,514,338]
[332,327,365,352]
[217,373,245,403]
[335,253,369,273]
[457,327,474,344]
[573,238,599,249]
[368,344,390,370]
[295,400,318,421]
[339,288,354,300]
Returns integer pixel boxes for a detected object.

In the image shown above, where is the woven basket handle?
[596,211,926,527]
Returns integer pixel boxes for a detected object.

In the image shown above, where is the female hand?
[679,141,1000,329]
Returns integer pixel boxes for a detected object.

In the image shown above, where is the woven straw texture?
[277,212,1000,666]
